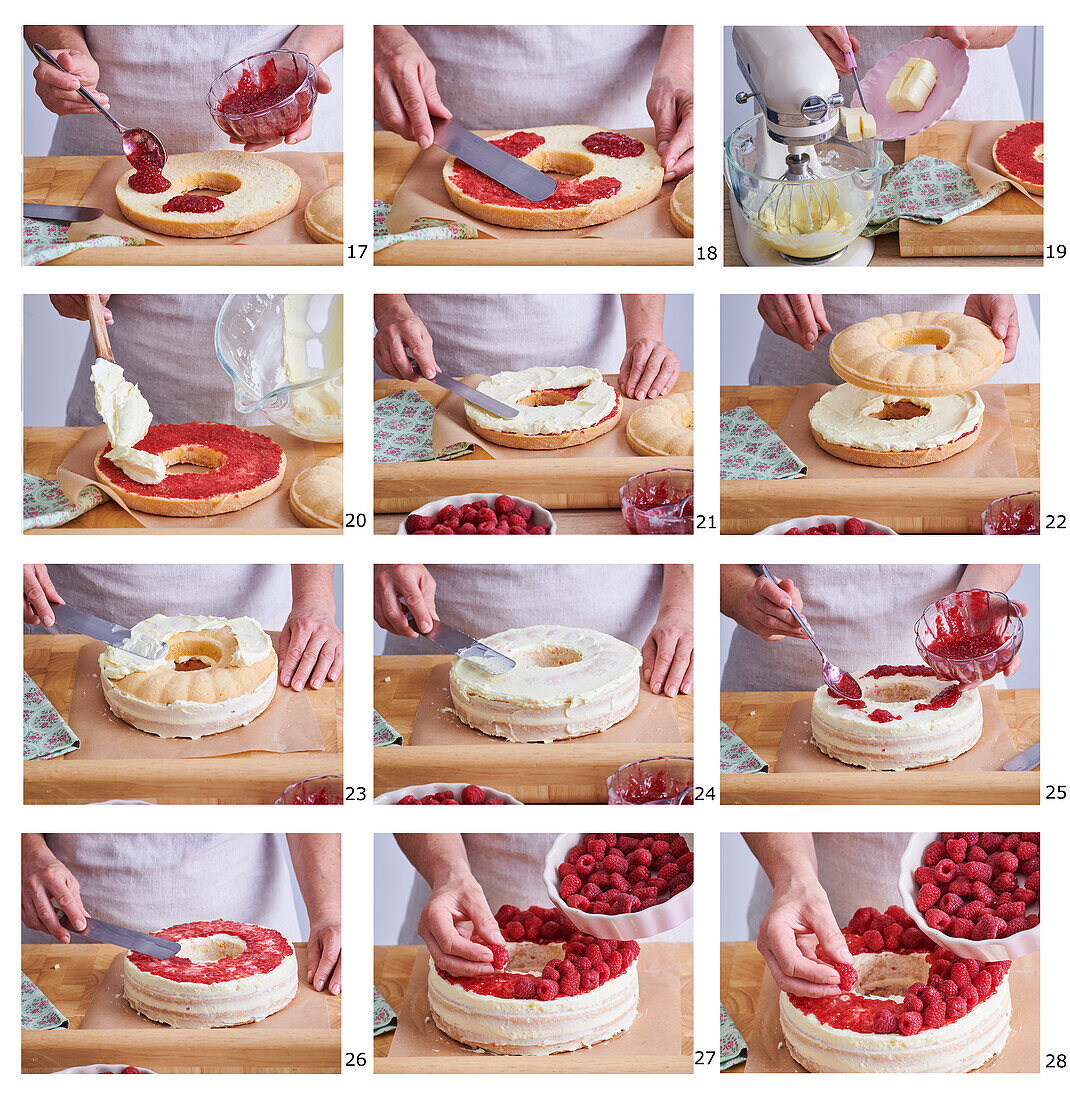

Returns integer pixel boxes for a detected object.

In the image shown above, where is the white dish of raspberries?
[543,832,694,940]
[756,514,898,535]
[399,494,556,535]
[373,782,522,805]
[53,1066,155,1074]
[898,831,1040,962]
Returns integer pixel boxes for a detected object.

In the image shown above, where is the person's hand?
[418,872,505,977]
[373,25,451,149]
[23,565,63,626]
[49,294,112,324]
[279,602,342,691]
[305,915,341,994]
[618,337,680,399]
[32,47,108,116]
[641,609,694,697]
[236,69,332,152]
[732,572,809,641]
[646,66,693,181]
[964,295,1020,363]
[926,26,971,49]
[373,565,437,636]
[21,847,87,943]
[373,301,439,379]
[757,295,830,352]
[1004,600,1030,676]
[806,27,861,74]
[757,874,854,997]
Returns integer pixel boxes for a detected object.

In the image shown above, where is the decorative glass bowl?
[276,774,343,805]
[620,468,694,534]
[915,589,1023,686]
[207,49,317,145]
[981,491,1040,535]
[607,756,694,805]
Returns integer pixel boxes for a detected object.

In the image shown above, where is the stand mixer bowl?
[214,293,342,443]
[725,114,891,263]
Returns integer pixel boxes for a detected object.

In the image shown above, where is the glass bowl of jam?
[981,491,1040,535]
[915,589,1023,686]
[207,49,318,146]
[607,756,694,805]
[620,468,694,534]
[276,774,344,805]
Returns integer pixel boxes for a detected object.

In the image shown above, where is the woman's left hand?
[279,603,343,690]
[306,916,341,994]
[641,610,694,697]
[618,337,680,399]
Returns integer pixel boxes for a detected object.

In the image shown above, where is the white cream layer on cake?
[464,366,617,436]
[811,668,983,770]
[448,625,641,742]
[780,951,1011,1073]
[427,943,638,1056]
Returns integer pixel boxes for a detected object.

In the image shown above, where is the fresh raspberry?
[898,1012,923,1036]
[651,840,672,858]
[992,871,1018,893]
[1017,841,1039,862]
[834,963,858,992]
[948,877,972,897]
[522,917,543,939]
[603,853,629,875]
[946,996,967,1019]
[628,865,651,885]
[913,866,936,887]
[949,918,974,939]
[842,517,866,536]
[978,833,1004,853]
[902,994,924,1014]
[559,971,581,996]
[431,524,454,534]
[996,901,1025,921]
[460,784,486,805]
[925,908,952,932]
[963,986,979,1009]
[504,921,525,940]
[1000,833,1021,853]
[541,963,560,982]
[916,883,941,912]
[585,837,608,860]
[580,883,601,900]
[929,959,951,980]
[575,854,596,875]
[883,923,903,950]
[938,979,960,998]
[514,976,538,999]
[493,495,515,515]
[609,872,630,892]
[536,979,559,1001]
[862,930,884,952]
[1021,856,1040,875]
[945,838,968,862]
[848,907,878,934]
[923,1000,946,1028]
[1025,870,1040,894]
[871,1007,897,1033]
[924,840,947,866]
[1025,913,1040,929]
[933,858,957,883]
[902,927,928,949]
[397,795,420,805]
[975,971,993,998]
[405,513,434,533]
[990,850,1018,874]
[1006,917,1028,936]
[489,944,509,970]
[784,527,803,535]
[581,970,601,990]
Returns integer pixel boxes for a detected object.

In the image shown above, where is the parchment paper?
[57,424,339,530]
[81,946,328,1031]
[431,375,692,461]
[742,952,1038,1072]
[776,383,1017,480]
[385,128,681,240]
[63,636,324,759]
[965,120,1044,209]
[409,662,682,746]
[387,944,683,1059]
[775,686,1017,774]
[69,151,330,245]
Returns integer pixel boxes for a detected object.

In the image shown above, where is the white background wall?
[374,834,419,944]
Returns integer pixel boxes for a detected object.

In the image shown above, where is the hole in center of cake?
[517,387,583,407]
[867,682,929,703]
[177,934,246,963]
[868,399,928,422]
[167,634,225,670]
[886,327,949,352]
[161,444,227,474]
[516,644,583,668]
[853,952,930,997]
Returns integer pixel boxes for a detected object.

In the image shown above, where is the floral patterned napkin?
[374,710,403,747]
[24,673,79,760]
[720,1003,747,1069]
[24,474,106,530]
[373,986,398,1036]
[23,218,144,266]
[374,199,477,253]
[863,155,1011,236]
[22,974,69,1030]
[373,389,472,463]
[720,407,806,481]
[720,722,768,774]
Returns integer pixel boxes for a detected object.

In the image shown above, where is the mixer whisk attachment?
[757,150,838,234]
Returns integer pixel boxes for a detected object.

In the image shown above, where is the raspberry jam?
[220,59,300,115]
[867,708,900,723]
[991,508,1040,534]
[927,631,1006,661]
[835,697,867,710]
[914,684,963,712]
[615,767,693,805]
[493,131,546,158]
[620,475,694,535]
[581,131,645,158]
[127,920,291,983]
[126,143,170,194]
[863,664,933,678]
[994,121,1044,186]
[162,194,224,214]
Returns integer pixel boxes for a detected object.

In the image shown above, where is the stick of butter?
[885,57,938,112]
[839,107,876,142]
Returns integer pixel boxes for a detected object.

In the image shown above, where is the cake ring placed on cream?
[99,613,278,738]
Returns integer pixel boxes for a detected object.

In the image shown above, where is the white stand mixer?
[726,26,878,266]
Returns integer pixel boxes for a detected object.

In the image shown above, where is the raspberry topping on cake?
[126,919,292,983]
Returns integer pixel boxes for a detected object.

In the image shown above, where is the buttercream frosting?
[809,384,983,453]
[281,293,343,442]
[91,359,166,484]
[464,366,618,436]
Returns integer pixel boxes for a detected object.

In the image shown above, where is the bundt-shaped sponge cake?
[625,392,694,457]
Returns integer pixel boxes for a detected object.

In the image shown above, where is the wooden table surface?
[24,155,342,266]
[723,138,1043,267]
[374,132,691,267]
[373,944,692,1072]
[24,428,342,533]
[23,943,340,1073]
[720,941,762,1073]
[24,635,342,804]
[719,384,1039,534]
[374,655,693,803]
[720,688,1039,805]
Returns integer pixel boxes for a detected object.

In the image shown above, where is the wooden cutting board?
[374,132,691,267]
[374,655,693,804]
[24,634,341,804]
[374,377,695,513]
[23,154,342,266]
[720,689,1039,805]
[719,384,1039,534]
[22,943,340,1073]
[373,944,692,1073]
[900,122,1042,256]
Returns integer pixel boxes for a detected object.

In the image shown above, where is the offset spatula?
[57,913,181,958]
[51,604,166,661]
[429,371,519,419]
[432,117,557,201]
[1003,743,1040,772]
[24,202,105,222]
[405,612,515,674]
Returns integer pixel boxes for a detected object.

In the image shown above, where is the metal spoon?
[31,43,166,169]
[748,564,862,699]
